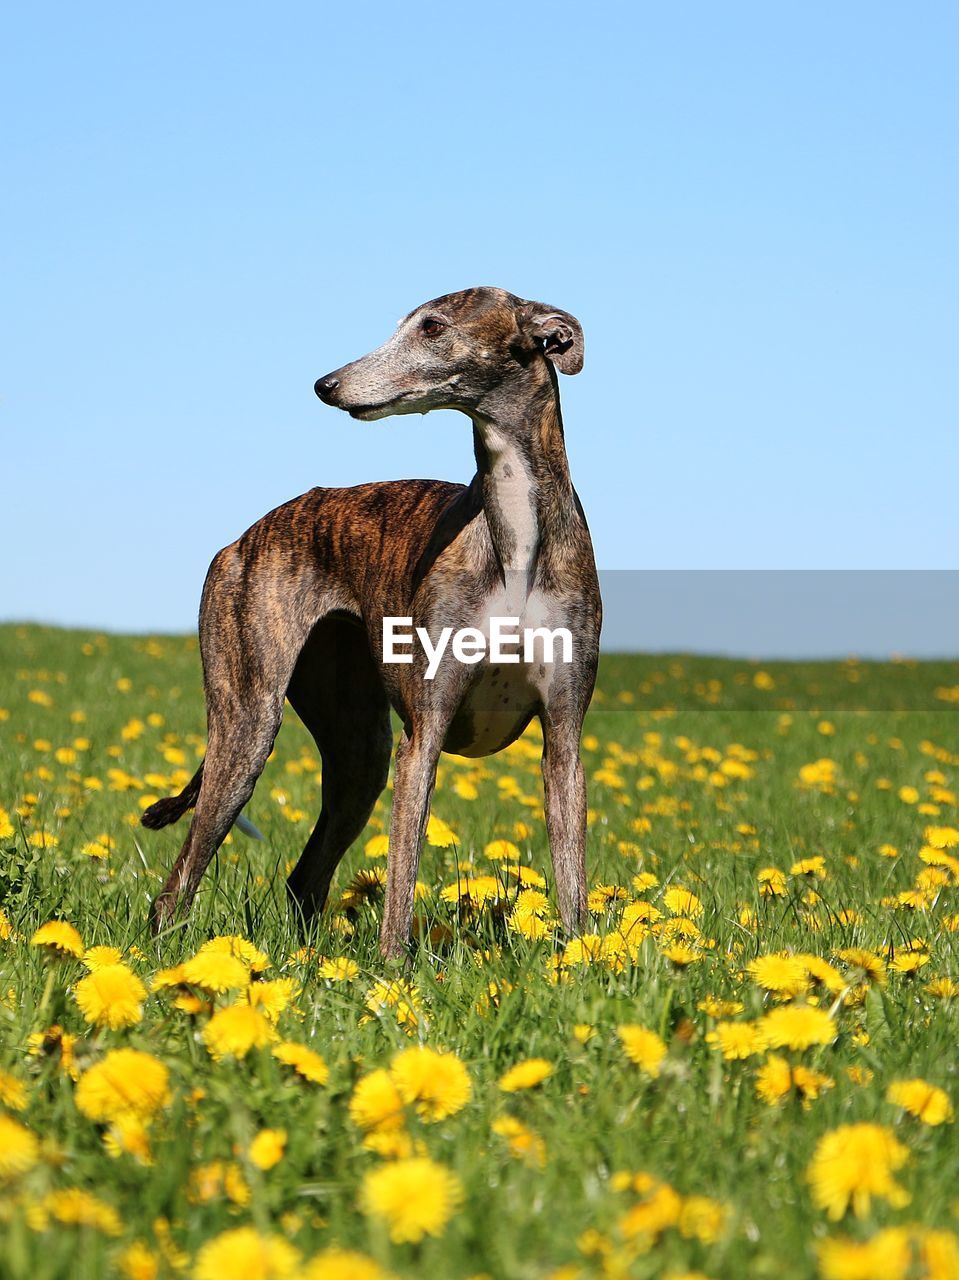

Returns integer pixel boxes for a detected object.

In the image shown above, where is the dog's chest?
[441,585,569,757]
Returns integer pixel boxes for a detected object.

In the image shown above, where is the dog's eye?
[421,317,445,338]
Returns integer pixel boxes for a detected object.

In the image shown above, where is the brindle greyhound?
[143,286,602,958]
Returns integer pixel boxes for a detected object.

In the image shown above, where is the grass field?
[2,623,959,1280]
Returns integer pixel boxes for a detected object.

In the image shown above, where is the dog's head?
[314,287,583,421]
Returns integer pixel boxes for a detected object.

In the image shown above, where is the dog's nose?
[314,375,340,403]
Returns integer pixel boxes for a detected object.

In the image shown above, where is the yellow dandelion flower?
[661,942,702,966]
[588,884,629,912]
[799,955,846,995]
[81,945,124,970]
[360,1156,463,1243]
[888,951,930,975]
[755,1055,833,1107]
[194,1227,300,1280]
[249,1128,287,1169]
[75,1049,170,1123]
[30,919,84,959]
[188,1160,230,1204]
[81,840,112,859]
[927,977,959,999]
[202,1004,275,1060]
[498,1058,554,1092]
[27,1024,79,1080]
[792,1065,834,1102]
[622,900,662,931]
[151,1217,188,1271]
[617,1026,667,1077]
[757,867,788,897]
[697,996,744,1018]
[886,1078,953,1125]
[632,872,659,892]
[44,1188,122,1235]
[513,888,551,917]
[317,956,359,980]
[74,963,146,1029]
[659,915,703,943]
[619,1183,683,1241]
[799,759,838,789]
[678,1195,728,1244]
[340,867,386,909]
[662,887,703,917]
[198,935,270,972]
[118,1241,160,1280]
[925,825,959,849]
[817,1228,911,1280]
[485,838,520,860]
[846,1066,874,1087]
[0,1069,28,1111]
[492,1115,547,1167]
[103,1114,153,1164]
[390,1046,472,1120]
[175,992,210,1015]
[835,947,886,985]
[349,1068,405,1132]
[746,953,810,997]
[918,1230,959,1276]
[272,1041,329,1084]
[362,1126,421,1159]
[754,1053,792,1105]
[0,1114,39,1179]
[365,978,423,1030]
[761,1005,835,1051]
[808,1123,910,1220]
[561,935,604,967]
[181,949,251,993]
[705,1021,767,1060]
[150,964,188,992]
[426,815,458,848]
[790,856,827,878]
[508,909,554,941]
[246,977,299,1020]
[302,1248,392,1280]
[439,874,502,907]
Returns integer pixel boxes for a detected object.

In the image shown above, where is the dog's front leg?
[541,709,589,934]
[380,728,441,960]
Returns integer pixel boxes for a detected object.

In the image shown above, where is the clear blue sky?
[3,4,957,652]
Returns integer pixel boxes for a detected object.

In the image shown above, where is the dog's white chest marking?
[482,427,538,614]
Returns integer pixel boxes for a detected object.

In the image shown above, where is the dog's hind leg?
[285,615,393,928]
[150,695,284,932]
[148,542,316,933]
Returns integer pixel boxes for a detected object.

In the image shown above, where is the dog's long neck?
[471,365,578,609]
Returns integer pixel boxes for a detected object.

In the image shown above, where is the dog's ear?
[517,300,584,375]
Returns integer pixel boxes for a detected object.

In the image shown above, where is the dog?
[142,287,602,958]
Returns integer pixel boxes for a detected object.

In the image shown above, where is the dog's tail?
[140,763,204,830]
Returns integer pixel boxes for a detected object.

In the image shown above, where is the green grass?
[1,622,959,1279]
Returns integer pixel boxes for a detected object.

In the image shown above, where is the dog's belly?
[442,662,539,757]
[440,585,566,758]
